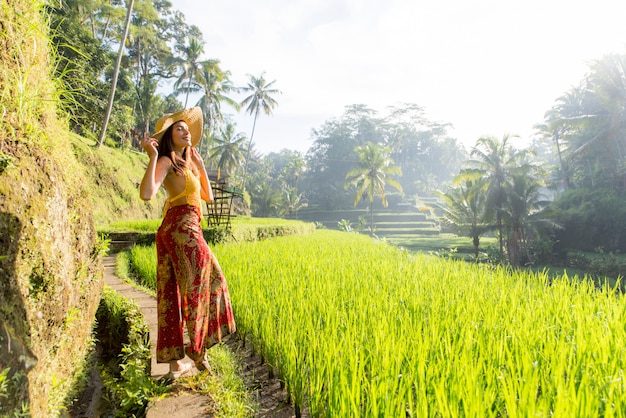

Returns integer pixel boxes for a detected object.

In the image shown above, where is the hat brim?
[151,107,203,147]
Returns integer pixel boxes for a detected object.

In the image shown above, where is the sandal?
[165,361,192,380]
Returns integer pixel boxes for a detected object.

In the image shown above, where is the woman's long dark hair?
[158,121,190,176]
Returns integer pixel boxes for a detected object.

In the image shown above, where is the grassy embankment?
[70,134,164,226]
[1,2,104,416]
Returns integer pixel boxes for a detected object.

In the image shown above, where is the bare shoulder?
[156,156,173,170]
[154,156,174,184]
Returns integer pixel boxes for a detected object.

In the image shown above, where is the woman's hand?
[141,136,159,159]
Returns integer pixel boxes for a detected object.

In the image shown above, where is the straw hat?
[151,106,203,147]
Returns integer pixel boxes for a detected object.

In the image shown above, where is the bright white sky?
[171,0,626,155]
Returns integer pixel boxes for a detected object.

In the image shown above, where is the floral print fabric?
[155,204,236,363]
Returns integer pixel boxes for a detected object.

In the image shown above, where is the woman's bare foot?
[169,360,184,372]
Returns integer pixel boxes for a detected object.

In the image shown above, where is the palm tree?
[173,37,206,108]
[97,0,133,148]
[275,186,308,219]
[240,72,281,191]
[440,137,468,173]
[543,55,626,189]
[502,164,549,266]
[282,155,305,189]
[251,182,280,217]
[436,177,491,261]
[344,142,403,227]
[466,134,524,258]
[582,54,626,187]
[534,112,570,192]
[194,61,239,158]
[538,86,593,189]
[209,123,247,179]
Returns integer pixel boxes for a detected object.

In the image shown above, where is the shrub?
[553,187,626,252]
[96,286,168,416]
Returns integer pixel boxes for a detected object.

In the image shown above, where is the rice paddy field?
[129,229,626,417]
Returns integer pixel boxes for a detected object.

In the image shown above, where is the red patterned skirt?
[155,204,236,363]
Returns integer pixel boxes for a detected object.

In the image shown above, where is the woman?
[139,107,236,379]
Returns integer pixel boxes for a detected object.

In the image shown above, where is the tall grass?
[106,219,165,232]
[0,0,54,142]
[129,244,157,291]
[178,345,256,417]
[212,230,626,417]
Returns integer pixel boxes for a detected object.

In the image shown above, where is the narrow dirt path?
[103,255,304,417]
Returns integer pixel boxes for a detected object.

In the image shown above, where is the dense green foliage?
[553,187,626,252]
[47,0,205,144]
[535,54,626,253]
[302,104,464,210]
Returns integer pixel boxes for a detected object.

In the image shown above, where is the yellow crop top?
[162,167,202,217]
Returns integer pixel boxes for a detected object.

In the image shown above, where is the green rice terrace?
[296,204,497,255]
[119,223,626,417]
[298,208,439,233]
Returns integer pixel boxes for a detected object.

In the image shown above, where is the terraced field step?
[312,221,440,236]
[375,229,440,236]
[297,210,430,223]
[371,213,430,221]
[313,219,435,226]
[372,221,437,229]
[374,226,439,235]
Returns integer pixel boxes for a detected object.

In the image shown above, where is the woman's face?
[171,121,192,149]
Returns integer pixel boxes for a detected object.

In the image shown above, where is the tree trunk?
[473,236,480,261]
[97,0,134,148]
[507,229,521,266]
[242,110,259,192]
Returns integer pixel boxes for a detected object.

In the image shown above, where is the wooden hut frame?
[205,170,242,228]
